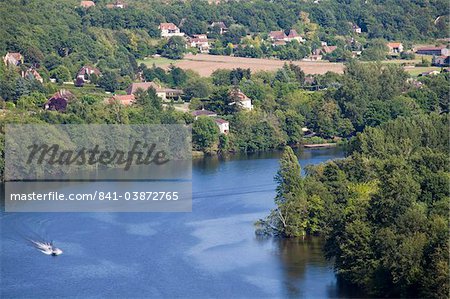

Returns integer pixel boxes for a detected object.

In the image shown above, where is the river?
[1,147,365,298]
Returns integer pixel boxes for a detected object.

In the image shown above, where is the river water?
[1,147,364,298]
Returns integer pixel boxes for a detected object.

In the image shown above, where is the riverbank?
[303,143,338,148]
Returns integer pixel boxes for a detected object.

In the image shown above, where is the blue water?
[1,148,359,298]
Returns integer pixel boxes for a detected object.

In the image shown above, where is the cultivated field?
[141,54,345,76]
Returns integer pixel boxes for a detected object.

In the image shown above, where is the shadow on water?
[266,236,368,298]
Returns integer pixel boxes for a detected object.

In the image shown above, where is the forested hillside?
[257,113,449,298]
[1,0,448,70]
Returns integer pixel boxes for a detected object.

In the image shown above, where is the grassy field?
[138,56,177,67]
[404,66,441,77]
[61,83,111,98]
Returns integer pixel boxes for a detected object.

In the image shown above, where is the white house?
[229,89,253,110]
[387,42,404,55]
[351,23,362,34]
[189,35,210,53]
[215,118,229,134]
[159,23,184,38]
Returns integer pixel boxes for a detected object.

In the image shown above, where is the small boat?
[30,240,63,256]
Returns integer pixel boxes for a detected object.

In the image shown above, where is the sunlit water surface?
[1,148,365,298]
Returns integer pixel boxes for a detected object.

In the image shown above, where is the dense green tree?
[161,36,186,60]
[192,116,219,152]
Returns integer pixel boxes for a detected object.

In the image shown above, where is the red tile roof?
[159,23,179,31]
[387,42,402,48]
[287,29,300,38]
[269,31,287,40]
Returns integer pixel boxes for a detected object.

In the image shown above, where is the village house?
[188,35,210,53]
[269,30,287,42]
[313,45,337,56]
[269,29,305,44]
[229,89,253,110]
[126,82,183,101]
[351,23,362,34]
[416,46,450,56]
[286,30,305,43]
[80,1,95,8]
[3,52,23,66]
[107,94,135,106]
[432,55,450,67]
[106,0,126,8]
[45,90,75,112]
[23,68,43,83]
[210,22,228,35]
[159,23,184,38]
[76,65,101,84]
[387,42,404,55]
[215,118,229,134]
[191,109,217,120]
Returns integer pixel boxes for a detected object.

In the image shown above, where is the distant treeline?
[1,0,448,71]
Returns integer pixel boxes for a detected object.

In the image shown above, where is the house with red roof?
[159,23,184,38]
[3,52,23,66]
[269,30,287,41]
[387,42,404,55]
[269,29,305,44]
[188,35,210,53]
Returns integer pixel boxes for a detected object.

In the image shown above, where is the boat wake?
[29,239,63,256]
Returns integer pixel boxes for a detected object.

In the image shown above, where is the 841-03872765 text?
[9,191,180,201]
